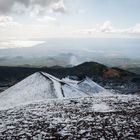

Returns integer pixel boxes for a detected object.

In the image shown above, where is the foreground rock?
[0,94,139,139]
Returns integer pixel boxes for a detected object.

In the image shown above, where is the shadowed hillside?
[0,61,139,93]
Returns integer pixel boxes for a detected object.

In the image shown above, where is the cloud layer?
[0,0,139,39]
[0,0,66,15]
[0,15,21,28]
[75,21,140,36]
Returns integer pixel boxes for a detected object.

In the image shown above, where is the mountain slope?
[0,72,59,109]
[0,61,139,94]
[62,77,107,95]
[0,62,137,84]
[0,72,108,109]
[77,77,106,95]
[0,95,139,139]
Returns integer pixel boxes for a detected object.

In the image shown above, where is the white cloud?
[0,16,21,28]
[49,0,66,13]
[0,0,66,16]
[75,21,140,36]
[0,40,45,49]
[37,16,56,22]
[99,21,113,33]
[0,16,12,22]
[126,24,140,34]
[1,17,140,39]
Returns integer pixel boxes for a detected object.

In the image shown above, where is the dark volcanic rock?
[0,61,139,94]
[0,95,140,140]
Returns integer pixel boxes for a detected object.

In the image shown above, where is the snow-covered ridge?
[0,72,109,109]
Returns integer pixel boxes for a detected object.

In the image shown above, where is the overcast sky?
[0,0,140,39]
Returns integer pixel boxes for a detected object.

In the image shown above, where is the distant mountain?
[73,62,107,77]
[96,57,140,67]
[0,61,139,94]
[125,67,140,75]
[0,61,106,84]
[0,72,108,109]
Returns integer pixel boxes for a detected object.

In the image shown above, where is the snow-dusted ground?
[0,94,140,139]
[0,72,139,139]
[0,72,108,109]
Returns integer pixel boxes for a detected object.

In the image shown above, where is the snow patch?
[92,103,112,112]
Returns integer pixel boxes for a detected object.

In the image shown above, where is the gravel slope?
[0,94,139,140]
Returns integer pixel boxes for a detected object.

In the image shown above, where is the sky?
[0,0,140,40]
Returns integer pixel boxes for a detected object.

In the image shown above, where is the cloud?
[0,40,45,49]
[0,0,66,15]
[37,16,56,22]
[0,15,12,22]
[0,15,21,28]
[99,21,113,33]
[49,0,66,13]
[75,21,140,36]
[125,24,140,34]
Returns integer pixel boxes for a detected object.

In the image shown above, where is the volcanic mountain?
[0,72,108,109]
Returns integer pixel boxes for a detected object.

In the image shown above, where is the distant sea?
[0,38,140,59]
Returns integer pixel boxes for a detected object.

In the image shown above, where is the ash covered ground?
[0,94,140,140]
